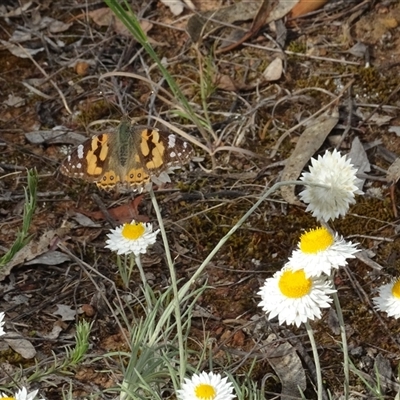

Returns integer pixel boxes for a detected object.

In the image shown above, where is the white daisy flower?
[0,312,5,336]
[373,278,400,319]
[177,371,235,400]
[0,387,45,400]
[288,227,359,277]
[258,266,336,327]
[299,149,363,221]
[105,220,159,256]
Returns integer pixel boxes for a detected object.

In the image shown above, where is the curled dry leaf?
[280,106,339,205]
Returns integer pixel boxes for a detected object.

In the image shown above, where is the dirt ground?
[1,0,400,398]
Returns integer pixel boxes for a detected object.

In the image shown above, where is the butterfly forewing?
[61,134,111,181]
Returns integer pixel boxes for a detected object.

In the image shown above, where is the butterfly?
[60,117,193,191]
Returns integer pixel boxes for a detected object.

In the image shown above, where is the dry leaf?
[374,353,392,394]
[9,30,31,43]
[24,251,71,266]
[70,212,101,228]
[369,114,393,126]
[25,128,86,145]
[0,40,44,58]
[213,73,238,91]
[264,334,306,399]
[348,136,369,190]
[328,308,340,335]
[40,324,63,340]
[88,7,113,26]
[280,106,339,205]
[83,197,148,224]
[388,126,400,136]
[355,249,382,271]
[289,0,329,18]
[4,336,36,359]
[0,228,68,281]
[348,41,369,58]
[4,94,25,107]
[217,0,277,53]
[187,0,300,42]
[48,19,72,33]
[0,1,32,17]
[88,8,151,37]
[53,304,76,321]
[387,157,400,183]
[187,2,260,42]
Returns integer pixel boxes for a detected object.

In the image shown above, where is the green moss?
[287,40,307,54]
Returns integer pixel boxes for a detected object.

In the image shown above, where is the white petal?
[299,149,363,221]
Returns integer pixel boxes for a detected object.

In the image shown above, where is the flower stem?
[332,283,349,399]
[149,186,185,382]
[135,254,153,312]
[305,321,323,399]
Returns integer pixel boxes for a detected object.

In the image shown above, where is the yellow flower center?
[0,397,15,400]
[278,269,312,298]
[121,222,145,240]
[392,280,400,298]
[195,383,216,399]
[299,227,334,254]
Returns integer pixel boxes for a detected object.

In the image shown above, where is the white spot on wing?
[77,144,84,159]
[168,134,176,148]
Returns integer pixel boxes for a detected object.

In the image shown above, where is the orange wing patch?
[96,170,121,189]
[126,167,150,185]
[85,134,110,177]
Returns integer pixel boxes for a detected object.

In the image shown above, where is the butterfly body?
[60,118,193,191]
